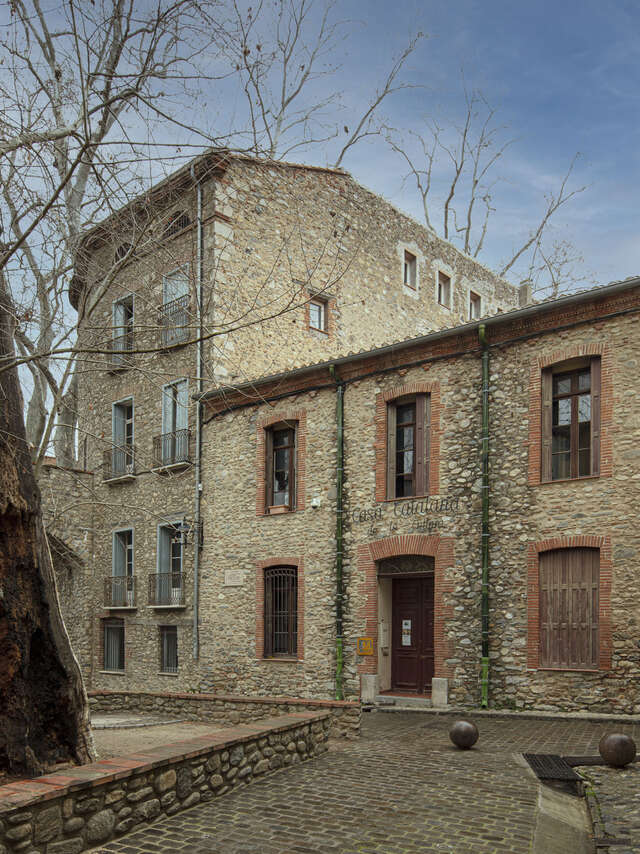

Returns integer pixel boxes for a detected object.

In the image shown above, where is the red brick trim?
[527,535,612,671]
[356,534,454,679]
[255,557,305,661]
[256,409,307,515]
[374,382,441,501]
[528,343,613,485]
[304,290,336,339]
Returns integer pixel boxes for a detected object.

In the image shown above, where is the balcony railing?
[148,572,185,607]
[107,331,134,370]
[152,429,193,469]
[104,575,137,608]
[159,295,190,347]
[103,445,136,481]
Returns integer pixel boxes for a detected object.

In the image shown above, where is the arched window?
[162,210,191,239]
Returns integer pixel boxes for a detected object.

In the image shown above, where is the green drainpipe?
[329,364,344,700]
[479,324,490,708]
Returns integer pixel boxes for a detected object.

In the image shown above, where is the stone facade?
[48,152,520,701]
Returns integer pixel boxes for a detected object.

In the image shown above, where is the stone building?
[51,152,640,714]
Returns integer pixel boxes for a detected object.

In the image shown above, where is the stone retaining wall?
[88,689,361,738]
[0,712,329,854]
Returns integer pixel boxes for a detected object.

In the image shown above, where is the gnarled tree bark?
[0,281,94,777]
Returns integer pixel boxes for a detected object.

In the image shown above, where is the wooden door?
[391,576,434,693]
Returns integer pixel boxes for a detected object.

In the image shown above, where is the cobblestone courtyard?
[91,711,640,854]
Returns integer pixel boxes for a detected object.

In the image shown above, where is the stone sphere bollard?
[449,719,479,750]
[598,733,637,768]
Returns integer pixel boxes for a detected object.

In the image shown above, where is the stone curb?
[91,718,188,730]
[370,705,640,725]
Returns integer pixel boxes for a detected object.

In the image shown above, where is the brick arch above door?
[356,534,455,679]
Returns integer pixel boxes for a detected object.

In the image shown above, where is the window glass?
[309,300,325,330]
[104,621,124,671]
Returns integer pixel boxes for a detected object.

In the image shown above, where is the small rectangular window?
[111,296,134,366]
[469,291,481,320]
[264,566,298,657]
[103,619,125,671]
[308,298,327,332]
[265,423,297,511]
[159,626,178,673]
[403,251,417,289]
[438,272,451,307]
[386,395,430,499]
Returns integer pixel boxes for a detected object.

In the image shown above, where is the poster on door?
[402,619,411,646]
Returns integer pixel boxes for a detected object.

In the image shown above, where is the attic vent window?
[163,211,191,239]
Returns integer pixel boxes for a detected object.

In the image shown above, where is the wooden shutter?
[425,395,431,494]
[541,368,553,482]
[113,532,126,577]
[265,428,274,509]
[415,394,426,496]
[290,425,297,510]
[386,403,397,500]
[539,548,599,669]
[590,358,601,476]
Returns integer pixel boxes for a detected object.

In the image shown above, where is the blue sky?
[320,0,639,287]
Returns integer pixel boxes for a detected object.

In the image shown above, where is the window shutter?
[290,426,297,510]
[386,403,397,500]
[161,386,172,434]
[415,394,426,495]
[265,429,274,509]
[590,358,601,476]
[541,368,553,482]
[176,380,189,430]
[158,526,170,573]
[425,395,431,494]
[113,405,125,446]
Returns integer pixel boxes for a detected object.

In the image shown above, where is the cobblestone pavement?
[579,762,640,854]
[92,711,640,854]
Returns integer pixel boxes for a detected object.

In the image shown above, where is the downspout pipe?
[479,324,490,708]
[329,364,344,701]
[191,165,204,661]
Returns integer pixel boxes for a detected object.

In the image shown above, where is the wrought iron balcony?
[159,295,190,347]
[152,429,193,469]
[107,331,134,370]
[104,575,137,608]
[148,572,185,607]
[103,445,136,482]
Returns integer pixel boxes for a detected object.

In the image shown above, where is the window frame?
[112,527,134,578]
[103,618,125,672]
[308,297,327,332]
[403,250,417,290]
[265,420,297,512]
[541,357,601,482]
[437,271,452,308]
[263,565,298,658]
[469,290,481,320]
[386,393,430,500]
[159,625,179,674]
[538,547,600,670]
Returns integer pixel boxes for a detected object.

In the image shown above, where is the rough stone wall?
[0,713,330,854]
[88,690,361,738]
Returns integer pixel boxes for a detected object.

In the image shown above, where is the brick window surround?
[527,535,612,671]
[256,409,307,516]
[255,557,305,661]
[356,534,454,680]
[528,343,612,485]
[375,382,441,502]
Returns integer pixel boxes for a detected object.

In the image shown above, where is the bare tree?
[386,87,589,296]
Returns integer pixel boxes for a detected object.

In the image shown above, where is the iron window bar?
[149,572,185,607]
[264,566,297,657]
[103,444,136,481]
[104,575,137,608]
[108,331,134,369]
[159,294,190,347]
[152,428,193,468]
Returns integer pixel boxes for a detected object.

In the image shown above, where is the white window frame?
[403,250,417,289]
[435,267,453,310]
[308,297,327,332]
[469,289,482,320]
[398,243,423,298]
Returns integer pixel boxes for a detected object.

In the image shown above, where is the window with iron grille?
[163,210,191,239]
[541,358,601,482]
[539,548,599,669]
[264,567,298,657]
[103,619,125,671]
[159,626,178,673]
[265,422,297,511]
[386,394,430,499]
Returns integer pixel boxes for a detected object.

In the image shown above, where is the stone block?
[74,798,100,815]
[176,767,192,799]
[154,769,176,794]
[205,754,221,773]
[46,839,84,854]
[63,817,85,834]
[209,774,224,789]
[5,823,31,842]
[126,786,153,803]
[181,792,201,808]
[105,788,125,805]
[431,677,449,708]
[134,799,161,822]
[254,759,269,774]
[86,809,116,843]
[160,792,176,808]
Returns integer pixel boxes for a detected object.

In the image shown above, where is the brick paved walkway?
[92,711,640,854]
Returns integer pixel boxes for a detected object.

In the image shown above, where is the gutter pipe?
[479,324,490,708]
[329,364,344,700]
[191,166,204,661]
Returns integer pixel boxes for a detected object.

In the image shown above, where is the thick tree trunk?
[0,287,94,777]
